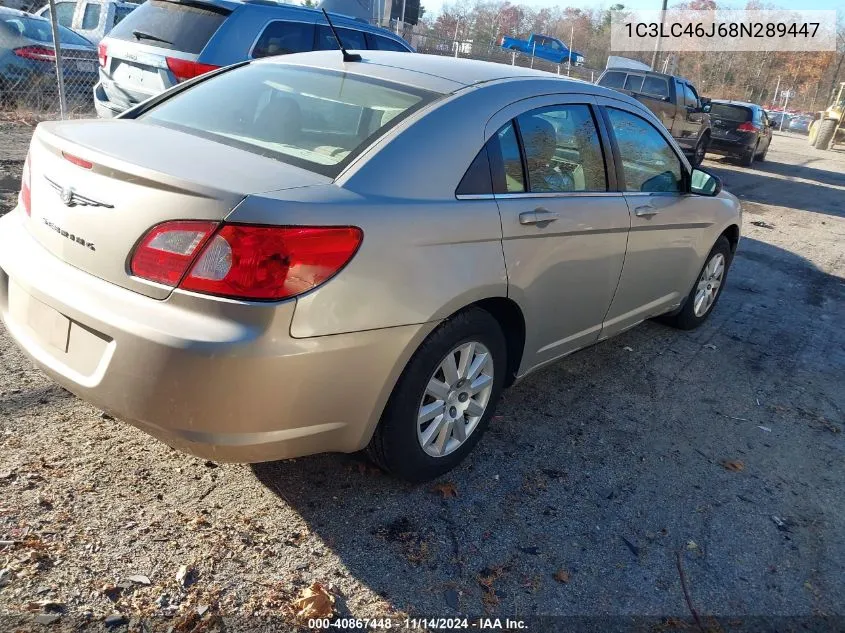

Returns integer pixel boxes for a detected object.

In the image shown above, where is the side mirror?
[690,168,721,196]
[700,97,712,113]
[702,103,711,113]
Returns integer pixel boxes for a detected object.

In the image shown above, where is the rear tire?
[813,119,837,150]
[660,236,732,331]
[366,308,507,482]
[740,144,757,167]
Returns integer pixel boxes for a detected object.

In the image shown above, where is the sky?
[421,0,845,19]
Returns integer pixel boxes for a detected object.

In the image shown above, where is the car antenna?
[321,8,361,62]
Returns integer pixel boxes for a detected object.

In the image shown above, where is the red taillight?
[130,222,363,300]
[14,46,56,62]
[165,57,220,82]
[97,42,107,68]
[130,221,218,286]
[21,153,31,217]
[737,122,759,132]
[62,152,93,170]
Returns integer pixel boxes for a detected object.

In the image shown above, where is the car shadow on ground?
[703,158,845,219]
[251,236,845,617]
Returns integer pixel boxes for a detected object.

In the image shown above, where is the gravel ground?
[1,125,844,631]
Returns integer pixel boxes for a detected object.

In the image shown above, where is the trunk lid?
[26,119,330,299]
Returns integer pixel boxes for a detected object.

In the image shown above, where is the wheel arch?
[721,223,740,254]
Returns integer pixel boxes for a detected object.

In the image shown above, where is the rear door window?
[251,20,315,58]
[81,3,100,29]
[315,25,366,51]
[516,104,607,193]
[365,33,409,51]
[598,71,626,89]
[488,122,525,194]
[623,74,644,92]
[107,0,231,54]
[642,76,669,99]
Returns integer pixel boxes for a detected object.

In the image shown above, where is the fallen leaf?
[291,582,335,620]
[553,569,570,583]
[127,574,151,585]
[686,540,698,551]
[758,426,772,432]
[704,343,717,350]
[721,460,745,472]
[187,516,210,530]
[432,482,458,499]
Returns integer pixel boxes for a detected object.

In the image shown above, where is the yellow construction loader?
[808,82,845,151]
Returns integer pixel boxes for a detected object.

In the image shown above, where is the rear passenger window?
[81,3,100,29]
[315,25,366,51]
[623,74,644,92]
[366,33,409,51]
[48,2,75,27]
[642,76,669,99]
[516,105,606,193]
[252,20,315,58]
[598,71,625,89]
[606,107,683,193]
[489,122,525,194]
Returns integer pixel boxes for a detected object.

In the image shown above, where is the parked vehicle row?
[0,49,741,481]
[0,6,98,108]
[94,0,413,118]
[596,66,712,167]
[35,0,137,45]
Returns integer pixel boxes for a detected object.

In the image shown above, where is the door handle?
[519,209,560,225]
[634,204,659,217]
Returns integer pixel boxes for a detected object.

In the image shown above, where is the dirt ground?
[1,125,843,631]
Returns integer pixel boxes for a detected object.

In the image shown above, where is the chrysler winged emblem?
[45,177,113,209]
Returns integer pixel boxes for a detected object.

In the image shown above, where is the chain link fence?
[406,26,602,84]
[0,0,99,120]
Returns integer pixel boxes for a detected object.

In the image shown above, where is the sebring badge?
[45,176,113,209]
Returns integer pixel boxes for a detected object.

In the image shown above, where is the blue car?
[0,6,98,108]
[94,0,414,118]
[501,33,585,66]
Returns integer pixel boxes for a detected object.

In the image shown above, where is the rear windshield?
[710,104,751,122]
[107,0,230,54]
[141,63,439,177]
[0,15,92,46]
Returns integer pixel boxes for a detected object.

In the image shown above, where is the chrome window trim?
[456,191,623,201]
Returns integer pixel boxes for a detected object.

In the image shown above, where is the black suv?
[597,68,712,166]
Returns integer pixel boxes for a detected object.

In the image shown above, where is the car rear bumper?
[93,82,124,119]
[0,208,429,462]
[707,137,755,157]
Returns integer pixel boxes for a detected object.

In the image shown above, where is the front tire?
[660,236,732,330]
[813,119,837,150]
[366,308,507,482]
[691,135,709,167]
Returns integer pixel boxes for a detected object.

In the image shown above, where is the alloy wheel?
[694,252,726,317]
[417,341,494,457]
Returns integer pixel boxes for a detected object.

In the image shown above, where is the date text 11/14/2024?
[308,618,528,630]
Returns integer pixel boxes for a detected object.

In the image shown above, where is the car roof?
[713,99,760,109]
[266,50,589,92]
